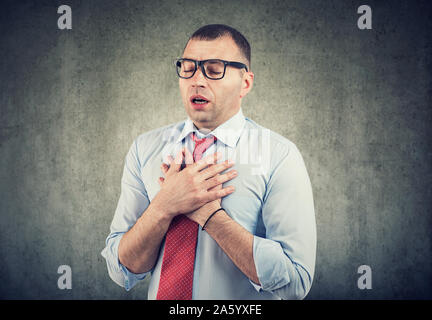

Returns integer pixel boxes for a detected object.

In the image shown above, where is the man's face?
[179,36,252,131]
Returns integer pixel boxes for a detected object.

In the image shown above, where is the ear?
[240,71,254,99]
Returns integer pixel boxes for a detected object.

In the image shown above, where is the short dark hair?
[186,24,251,69]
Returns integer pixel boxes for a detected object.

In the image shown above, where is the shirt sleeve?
[251,143,317,300]
[101,138,152,291]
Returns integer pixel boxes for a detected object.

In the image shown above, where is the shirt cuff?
[252,235,291,292]
[249,279,263,292]
[101,233,150,291]
[120,261,149,291]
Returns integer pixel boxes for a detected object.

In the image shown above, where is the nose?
[191,65,207,86]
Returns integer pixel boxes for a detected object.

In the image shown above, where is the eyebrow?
[181,57,223,61]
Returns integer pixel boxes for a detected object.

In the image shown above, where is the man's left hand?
[158,149,234,227]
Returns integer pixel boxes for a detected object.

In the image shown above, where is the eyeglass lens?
[177,60,225,79]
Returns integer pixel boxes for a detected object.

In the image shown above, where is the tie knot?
[190,132,217,162]
[190,132,217,145]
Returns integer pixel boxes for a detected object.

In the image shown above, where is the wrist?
[198,201,221,226]
[202,207,224,231]
[150,196,176,220]
[187,200,221,227]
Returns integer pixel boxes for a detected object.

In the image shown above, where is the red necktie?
[156,133,217,300]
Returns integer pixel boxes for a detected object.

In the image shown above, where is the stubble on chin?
[187,108,216,127]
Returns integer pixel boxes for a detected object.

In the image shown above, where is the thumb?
[158,177,165,187]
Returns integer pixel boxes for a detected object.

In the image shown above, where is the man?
[101,24,316,300]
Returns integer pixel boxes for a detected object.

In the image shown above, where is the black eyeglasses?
[176,58,248,80]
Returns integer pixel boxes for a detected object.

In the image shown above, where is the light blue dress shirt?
[101,108,316,300]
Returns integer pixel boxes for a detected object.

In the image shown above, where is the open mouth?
[190,95,210,109]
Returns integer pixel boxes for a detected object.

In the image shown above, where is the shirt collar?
[176,108,246,148]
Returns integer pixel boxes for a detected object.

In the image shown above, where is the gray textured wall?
[1,0,431,299]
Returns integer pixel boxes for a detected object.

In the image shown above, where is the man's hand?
[186,182,223,227]
[156,149,259,284]
[154,148,237,220]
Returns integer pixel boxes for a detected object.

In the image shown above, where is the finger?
[169,149,184,172]
[192,152,222,172]
[200,159,235,180]
[205,185,235,202]
[184,148,194,168]
[208,185,221,192]
[164,155,173,170]
[161,162,169,175]
[157,177,165,187]
[207,175,222,191]
[167,155,174,162]
[205,170,237,190]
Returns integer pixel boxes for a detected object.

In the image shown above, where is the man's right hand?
[152,148,237,218]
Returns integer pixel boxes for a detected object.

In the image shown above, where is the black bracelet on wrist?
[202,207,224,231]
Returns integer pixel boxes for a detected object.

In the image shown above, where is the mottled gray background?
[1,0,431,299]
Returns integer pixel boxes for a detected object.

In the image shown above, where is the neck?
[193,107,241,132]
[194,125,212,135]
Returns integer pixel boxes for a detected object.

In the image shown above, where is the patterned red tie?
[156,133,217,300]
